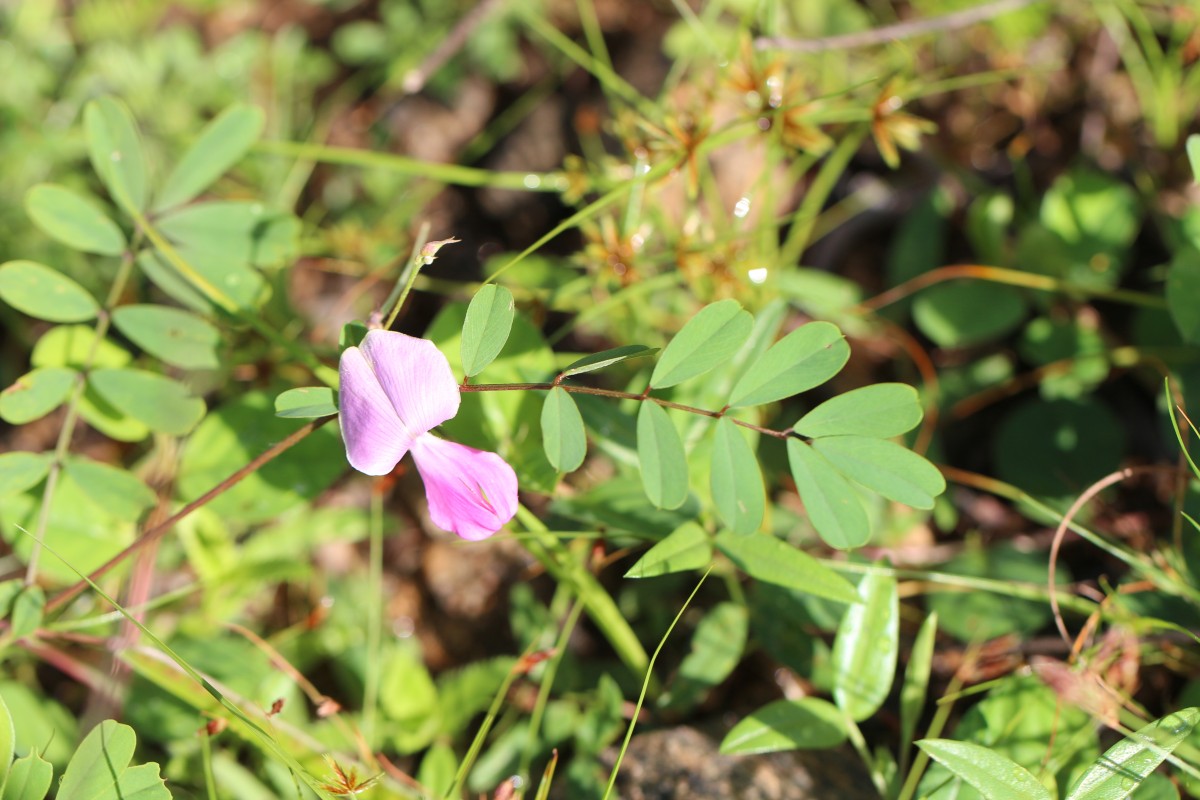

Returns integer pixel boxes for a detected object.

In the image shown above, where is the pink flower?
[338,330,518,540]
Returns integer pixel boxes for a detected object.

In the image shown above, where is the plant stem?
[462,382,793,439]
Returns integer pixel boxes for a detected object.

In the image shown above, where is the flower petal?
[359,330,460,435]
[410,434,518,540]
[338,344,415,475]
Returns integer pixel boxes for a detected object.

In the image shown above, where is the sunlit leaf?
[461,284,515,377]
[650,299,753,389]
[0,261,99,323]
[794,383,922,439]
[812,436,945,509]
[0,367,76,425]
[625,522,712,578]
[728,322,849,408]
[714,531,858,604]
[274,387,338,419]
[83,96,149,211]
[88,368,205,436]
[111,305,221,370]
[58,720,170,800]
[786,440,870,549]
[1189,135,1200,185]
[833,571,898,721]
[2,749,52,800]
[636,402,688,510]
[0,453,52,498]
[25,184,125,256]
[9,586,43,641]
[0,693,12,791]
[719,698,846,755]
[900,613,937,762]
[540,387,586,472]
[1065,708,1199,800]
[156,104,265,211]
[709,418,764,535]
[917,740,1052,800]
[562,345,657,377]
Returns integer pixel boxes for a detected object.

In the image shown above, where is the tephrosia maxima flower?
[338,330,518,540]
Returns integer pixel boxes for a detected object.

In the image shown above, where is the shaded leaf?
[88,369,205,436]
[786,440,871,549]
[812,436,945,509]
[9,586,43,641]
[461,284,515,377]
[636,402,688,510]
[563,345,657,377]
[156,104,265,211]
[833,571,898,721]
[25,184,125,256]
[0,261,99,323]
[540,387,586,472]
[662,603,748,710]
[83,96,149,211]
[709,418,764,535]
[0,453,53,498]
[1167,251,1200,344]
[274,387,338,419]
[913,282,1026,348]
[714,531,859,604]
[650,300,753,388]
[1066,708,1199,800]
[111,305,221,370]
[625,522,712,578]
[0,368,76,425]
[794,383,923,439]
[917,739,1052,800]
[728,322,849,408]
[719,698,846,755]
[900,613,937,762]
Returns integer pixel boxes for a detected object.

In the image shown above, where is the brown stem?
[45,417,333,616]
[462,382,794,439]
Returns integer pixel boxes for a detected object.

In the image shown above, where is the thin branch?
[400,0,508,94]
[756,0,1046,52]
[462,382,794,439]
[45,417,333,616]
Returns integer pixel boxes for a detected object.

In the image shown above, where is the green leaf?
[157,202,299,270]
[833,571,898,721]
[0,368,76,425]
[111,305,221,370]
[917,739,1052,800]
[636,402,688,510]
[812,436,945,509]
[0,453,52,498]
[417,744,458,799]
[786,440,871,549]
[795,383,923,439]
[709,418,764,535]
[62,456,156,522]
[83,96,149,211]
[662,603,748,710]
[650,299,753,388]
[913,282,1027,347]
[0,691,13,790]
[274,387,338,419]
[88,369,205,436]
[719,698,847,755]
[1167,251,1200,344]
[24,184,125,256]
[2,750,53,800]
[625,522,712,578]
[9,586,43,641]
[562,345,657,377]
[540,387,586,472]
[58,720,170,800]
[460,284,515,377]
[900,613,937,762]
[1066,709,1199,800]
[728,322,849,408]
[156,104,265,211]
[0,261,99,323]
[714,531,859,604]
[31,325,130,370]
[1189,135,1200,185]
